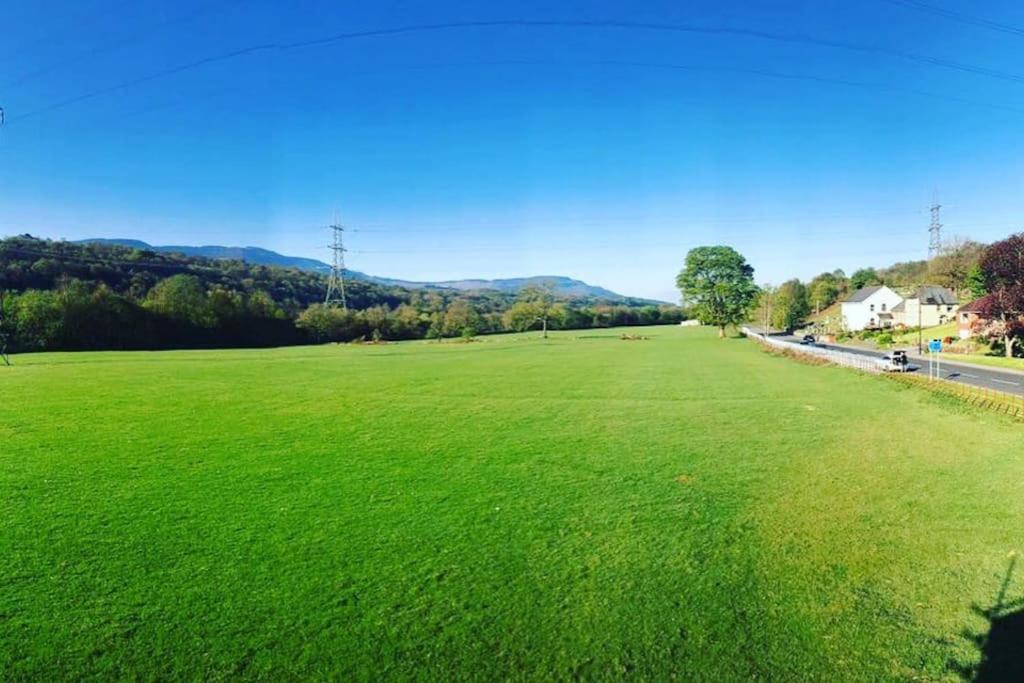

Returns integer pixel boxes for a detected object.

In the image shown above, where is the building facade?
[840,285,904,331]
[892,286,959,328]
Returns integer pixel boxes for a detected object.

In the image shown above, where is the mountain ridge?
[76,238,669,304]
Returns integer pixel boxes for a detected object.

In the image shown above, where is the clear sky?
[3,0,1024,301]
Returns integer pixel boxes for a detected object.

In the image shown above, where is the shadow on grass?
[949,554,1024,681]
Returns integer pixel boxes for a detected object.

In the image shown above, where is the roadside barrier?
[742,327,882,374]
[741,327,1024,420]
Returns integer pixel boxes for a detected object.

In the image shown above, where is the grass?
[2,326,1023,680]
[892,322,959,346]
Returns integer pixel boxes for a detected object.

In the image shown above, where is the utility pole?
[917,294,923,355]
[324,219,348,310]
[928,201,942,259]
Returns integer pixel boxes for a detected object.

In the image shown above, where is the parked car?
[800,335,816,345]
[877,350,909,372]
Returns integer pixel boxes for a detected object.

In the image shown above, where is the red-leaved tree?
[978,233,1024,357]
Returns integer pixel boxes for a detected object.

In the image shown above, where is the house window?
[947,305,953,312]
[869,304,875,312]
[881,303,887,312]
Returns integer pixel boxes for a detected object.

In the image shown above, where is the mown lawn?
[1,327,1022,680]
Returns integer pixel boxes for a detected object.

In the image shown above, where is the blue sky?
[2,0,1024,301]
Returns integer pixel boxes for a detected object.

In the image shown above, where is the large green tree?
[505,285,565,338]
[771,279,811,332]
[676,246,759,338]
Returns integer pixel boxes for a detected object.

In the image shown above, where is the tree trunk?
[1007,334,1016,358]
[542,317,548,339]
[719,325,726,338]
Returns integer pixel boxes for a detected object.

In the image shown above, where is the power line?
[324,220,348,309]
[282,20,1024,84]
[882,0,1024,38]
[2,0,237,91]
[8,17,1024,124]
[584,59,1024,115]
[36,57,1024,135]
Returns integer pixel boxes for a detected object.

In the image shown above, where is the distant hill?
[76,239,664,303]
[78,239,335,274]
[369,275,633,300]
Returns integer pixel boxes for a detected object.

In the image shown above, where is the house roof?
[959,294,993,313]
[911,285,958,306]
[892,301,906,312]
[844,285,886,303]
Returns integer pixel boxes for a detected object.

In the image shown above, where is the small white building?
[840,285,903,331]
[892,285,959,328]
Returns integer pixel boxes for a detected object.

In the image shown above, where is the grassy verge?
[932,353,1024,373]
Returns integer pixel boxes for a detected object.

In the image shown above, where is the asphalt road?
[772,333,1024,398]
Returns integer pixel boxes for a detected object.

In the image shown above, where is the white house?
[891,285,959,328]
[840,285,904,331]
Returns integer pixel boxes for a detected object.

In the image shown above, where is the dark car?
[800,335,816,345]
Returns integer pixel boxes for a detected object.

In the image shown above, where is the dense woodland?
[0,236,685,353]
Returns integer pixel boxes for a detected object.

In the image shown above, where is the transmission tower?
[928,201,943,258]
[324,220,348,309]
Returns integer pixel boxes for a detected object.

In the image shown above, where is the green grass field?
[2,327,1022,680]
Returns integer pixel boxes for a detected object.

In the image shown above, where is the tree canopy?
[849,268,881,291]
[771,279,811,332]
[978,233,1024,357]
[676,246,759,337]
[808,272,844,312]
[504,285,566,338]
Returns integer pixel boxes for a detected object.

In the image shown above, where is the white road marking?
[991,378,1019,386]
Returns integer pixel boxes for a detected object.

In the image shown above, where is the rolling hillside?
[76,239,663,303]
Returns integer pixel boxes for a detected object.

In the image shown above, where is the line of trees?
[0,236,686,353]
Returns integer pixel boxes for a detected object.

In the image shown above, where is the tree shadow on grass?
[949,554,1024,682]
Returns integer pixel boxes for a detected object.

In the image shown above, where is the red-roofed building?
[957,295,993,339]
